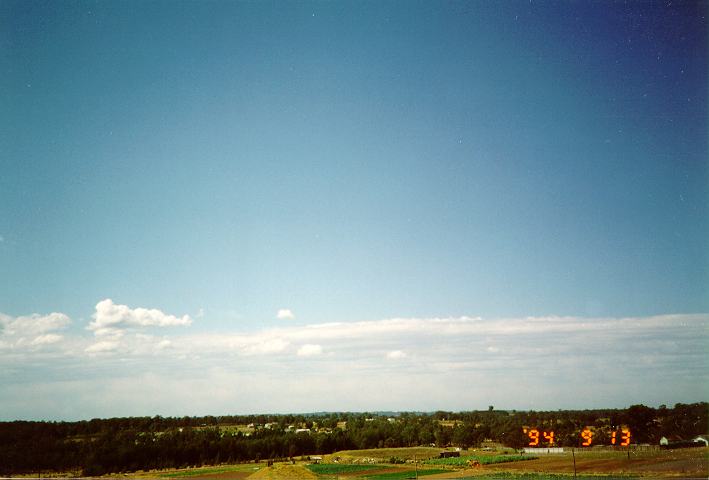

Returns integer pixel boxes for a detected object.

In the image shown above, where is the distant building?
[660,435,707,449]
[523,447,564,454]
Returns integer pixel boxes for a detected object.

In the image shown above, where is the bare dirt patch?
[473,447,708,477]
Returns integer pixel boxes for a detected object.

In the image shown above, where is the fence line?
[523,444,660,454]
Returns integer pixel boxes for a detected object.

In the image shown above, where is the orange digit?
[543,431,555,445]
[620,429,631,446]
[528,428,540,446]
[611,431,617,445]
[581,428,593,446]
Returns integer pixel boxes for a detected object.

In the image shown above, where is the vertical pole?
[414,454,418,480]
[572,447,577,480]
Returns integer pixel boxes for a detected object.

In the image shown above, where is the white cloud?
[243,338,289,355]
[0,311,71,350]
[88,299,192,336]
[85,340,119,354]
[386,350,407,359]
[277,309,295,320]
[1,312,70,337]
[2,311,708,418]
[297,344,322,357]
[30,334,63,346]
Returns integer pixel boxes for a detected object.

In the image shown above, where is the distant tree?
[623,404,657,443]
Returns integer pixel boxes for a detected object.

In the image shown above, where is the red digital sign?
[523,427,631,447]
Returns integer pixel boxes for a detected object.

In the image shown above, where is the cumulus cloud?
[276,309,295,320]
[297,344,322,357]
[1,312,70,337]
[0,311,70,349]
[88,299,192,336]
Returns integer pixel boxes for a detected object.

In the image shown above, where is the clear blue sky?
[1,1,707,420]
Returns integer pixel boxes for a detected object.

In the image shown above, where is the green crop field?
[306,464,394,475]
[360,469,448,480]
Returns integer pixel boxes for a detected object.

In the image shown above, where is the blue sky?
[1,1,707,420]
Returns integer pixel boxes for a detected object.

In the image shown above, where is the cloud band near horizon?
[0,300,707,420]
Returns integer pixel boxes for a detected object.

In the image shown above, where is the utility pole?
[572,448,577,480]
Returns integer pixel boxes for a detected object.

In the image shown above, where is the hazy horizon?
[2,1,707,421]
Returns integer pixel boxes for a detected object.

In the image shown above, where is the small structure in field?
[522,447,564,454]
[439,451,460,458]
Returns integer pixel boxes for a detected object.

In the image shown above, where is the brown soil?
[433,447,709,478]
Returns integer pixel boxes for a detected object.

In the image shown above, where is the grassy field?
[362,469,449,480]
[306,463,448,479]
[479,447,708,477]
[306,464,395,475]
[326,446,442,462]
[428,475,638,480]
[159,465,260,477]
[425,454,538,466]
[126,446,707,480]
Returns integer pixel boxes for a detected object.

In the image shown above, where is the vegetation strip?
[160,465,258,477]
[425,454,538,466]
[0,403,705,476]
[307,464,394,475]
[361,469,448,480]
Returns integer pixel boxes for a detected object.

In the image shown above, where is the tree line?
[0,403,705,476]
